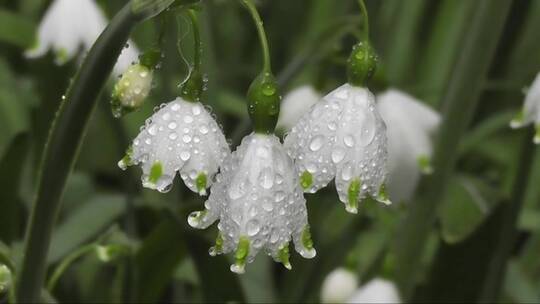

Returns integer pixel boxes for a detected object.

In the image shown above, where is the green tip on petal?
[148,161,163,185]
[209,232,224,256]
[278,243,292,270]
[510,110,525,129]
[302,225,314,251]
[534,125,540,144]
[347,179,361,214]
[417,155,433,175]
[377,184,392,205]
[54,48,69,65]
[0,264,12,293]
[196,173,207,195]
[118,145,134,170]
[300,171,313,190]
[231,237,250,274]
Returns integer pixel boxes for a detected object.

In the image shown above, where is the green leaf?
[135,215,187,302]
[47,195,125,264]
[0,9,36,48]
[439,175,501,244]
[503,260,540,303]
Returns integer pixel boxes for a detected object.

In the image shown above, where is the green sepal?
[347,179,361,214]
[149,161,163,185]
[300,171,313,190]
[247,72,281,134]
[139,47,161,69]
[347,41,378,87]
[179,69,204,103]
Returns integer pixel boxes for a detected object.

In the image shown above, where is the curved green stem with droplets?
[240,0,272,73]
[179,9,205,102]
[15,1,180,302]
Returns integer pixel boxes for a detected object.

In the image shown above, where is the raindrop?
[309,135,324,151]
[258,168,274,189]
[184,115,194,123]
[168,122,177,129]
[344,135,355,147]
[332,148,346,163]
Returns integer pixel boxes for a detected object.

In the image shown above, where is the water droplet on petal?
[258,168,274,189]
[247,219,260,236]
[180,151,191,161]
[332,148,346,163]
[344,135,355,147]
[309,135,324,151]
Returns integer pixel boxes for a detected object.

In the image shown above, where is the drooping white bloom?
[510,72,540,143]
[188,133,316,274]
[284,84,389,213]
[25,0,138,75]
[276,85,321,131]
[377,89,440,203]
[0,264,12,293]
[321,268,358,303]
[111,63,153,117]
[118,98,230,195]
[347,278,401,304]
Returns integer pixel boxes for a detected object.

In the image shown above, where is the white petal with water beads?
[284,84,389,213]
[188,134,316,273]
[119,98,230,195]
[276,85,321,132]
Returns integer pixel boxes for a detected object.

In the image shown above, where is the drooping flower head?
[377,89,440,202]
[118,98,230,195]
[26,0,138,75]
[188,134,316,273]
[276,85,321,132]
[510,72,540,143]
[347,278,401,303]
[285,84,390,213]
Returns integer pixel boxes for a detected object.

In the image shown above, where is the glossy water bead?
[188,133,316,273]
[118,97,230,195]
[284,83,390,213]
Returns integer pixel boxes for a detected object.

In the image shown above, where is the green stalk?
[46,244,97,292]
[16,1,177,302]
[356,0,369,41]
[240,0,272,73]
[393,0,513,298]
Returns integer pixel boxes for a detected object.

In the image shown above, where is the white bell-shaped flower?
[284,83,389,213]
[276,85,321,132]
[111,63,153,117]
[510,72,540,143]
[321,268,358,303]
[118,97,230,195]
[347,278,401,304]
[188,133,316,273]
[377,89,440,203]
[25,0,138,75]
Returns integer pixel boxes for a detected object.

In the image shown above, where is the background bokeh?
[0,0,540,302]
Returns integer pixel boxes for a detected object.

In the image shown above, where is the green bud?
[179,69,204,103]
[96,244,131,263]
[247,72,281,134]
[111,63,153,118]
[0,264,12,294]
[347,41,378,87]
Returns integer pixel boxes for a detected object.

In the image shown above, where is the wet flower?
[118,98,230,195]
[377,89,440,202]
[276,85,321,132]
[25,0,138,75]
[188,133,316,274]
[284,83,389,213]
[321,268,358,303]
[0,264,12,293]
[347,278,401,303]
[510,72,540,143]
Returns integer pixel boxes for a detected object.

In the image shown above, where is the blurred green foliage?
[0,0,539,303]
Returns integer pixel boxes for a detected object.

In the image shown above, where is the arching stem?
[240,0,272,73]
[357,0,369,41]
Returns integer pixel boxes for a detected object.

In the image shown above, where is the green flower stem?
[392,0,512,298]
[240,0,272,73]
[179,9,204,102]
[46,244,97,292]
[356,0,369,41]
[16,1,177,302]
[188,9,202,72]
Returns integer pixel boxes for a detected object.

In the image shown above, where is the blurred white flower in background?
[188,133,316,274]
[377,89,441,203]
[347,278,401,303]
[276,85,321,131]
[118,98,230,195]
[321,268,358,303]
[285,84,390,213]
[25,0,138,76]
[510,72,540,144]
